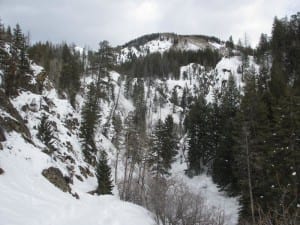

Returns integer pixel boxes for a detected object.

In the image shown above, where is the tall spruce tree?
[268,93,300,218]
[148,119,166,178]
[161,115,178,170]
[80,83,100,165]
[37,114,56,153]
[170,86,178,112]
[212,74,240,193]
[59,44,81,107]
[96,150,113,195]
[186,95,212,175]
[233,72,272,221]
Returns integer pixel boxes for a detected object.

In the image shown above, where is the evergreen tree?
[268,93,300,217]
[37,114,56,153]
[225,35,234,49]
[80,83,100,164]
[12,24,24,50]
[59,44,72,92]
[186,95,212,175]
[255,33,269,63]
[95,40,115,82]
[233,72,272,221]
[5,26,12,42]
[59,44,81,107]
[1,23,31,94]
[180,86,187,110]
[148,119,166,178]
[212,74,240,193]
[161,115,178,170]
[0,19,5,58]
[225,36,234,56]
[148,115,178,178]
[124,75,133,99]
[132,78,147,132]
[96,150,113,195]
[269,17,288,100]
[170,87,178,112]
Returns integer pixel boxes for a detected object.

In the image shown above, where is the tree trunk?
[245,129,255,225]
[122,143,129,200]
[115,149,119,184]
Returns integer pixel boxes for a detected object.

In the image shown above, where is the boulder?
[42,167,71,192]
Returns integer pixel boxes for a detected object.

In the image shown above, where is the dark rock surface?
[42,167,71,192]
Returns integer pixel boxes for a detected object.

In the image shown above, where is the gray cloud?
[0,0,299,49]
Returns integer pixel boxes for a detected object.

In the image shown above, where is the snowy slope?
[171,156,240,225]
[0,63,155,225]
[0,52,251,225]
[118,33,225,63]
[0,133,155,225]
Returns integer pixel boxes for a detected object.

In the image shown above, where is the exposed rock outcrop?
[42,167,71,193]
[0,90,31,139]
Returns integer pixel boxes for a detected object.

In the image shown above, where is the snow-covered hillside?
[0,64,156,225]
[0,48,254,225]
[118,33,225,63]
[0,132,155,225]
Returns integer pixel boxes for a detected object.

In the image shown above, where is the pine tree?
[37,114,56,153]
[268,93,300,217]
[5,26,12,42]
[0,19,5,50]
[161,115,178,170]
[180,86,187,110]
[59,44,72,93]
[148,119,167,178]
[2,23,31,94]
[132,78,146,132]
[95,40,115,82]
[12,24,24,50]
[80,83,100,165]
[148,115,178,178]
[3,54,17,96]
[212,74,240,193]
[269,17,288,100]
[256,33,269,63]
[226,35,234,49]
[170,87,178,112]
[225,35,234,56]
[96,150,113,195]
[186,95,212,175]
[59,44,81,107]
[233,72,272,221]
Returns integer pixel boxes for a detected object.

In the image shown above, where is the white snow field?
[171,157,240,225]
[0,132,155,225]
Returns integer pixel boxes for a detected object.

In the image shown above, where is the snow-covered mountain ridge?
[117,33,226,63]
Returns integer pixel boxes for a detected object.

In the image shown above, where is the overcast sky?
[1,0,299,49]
